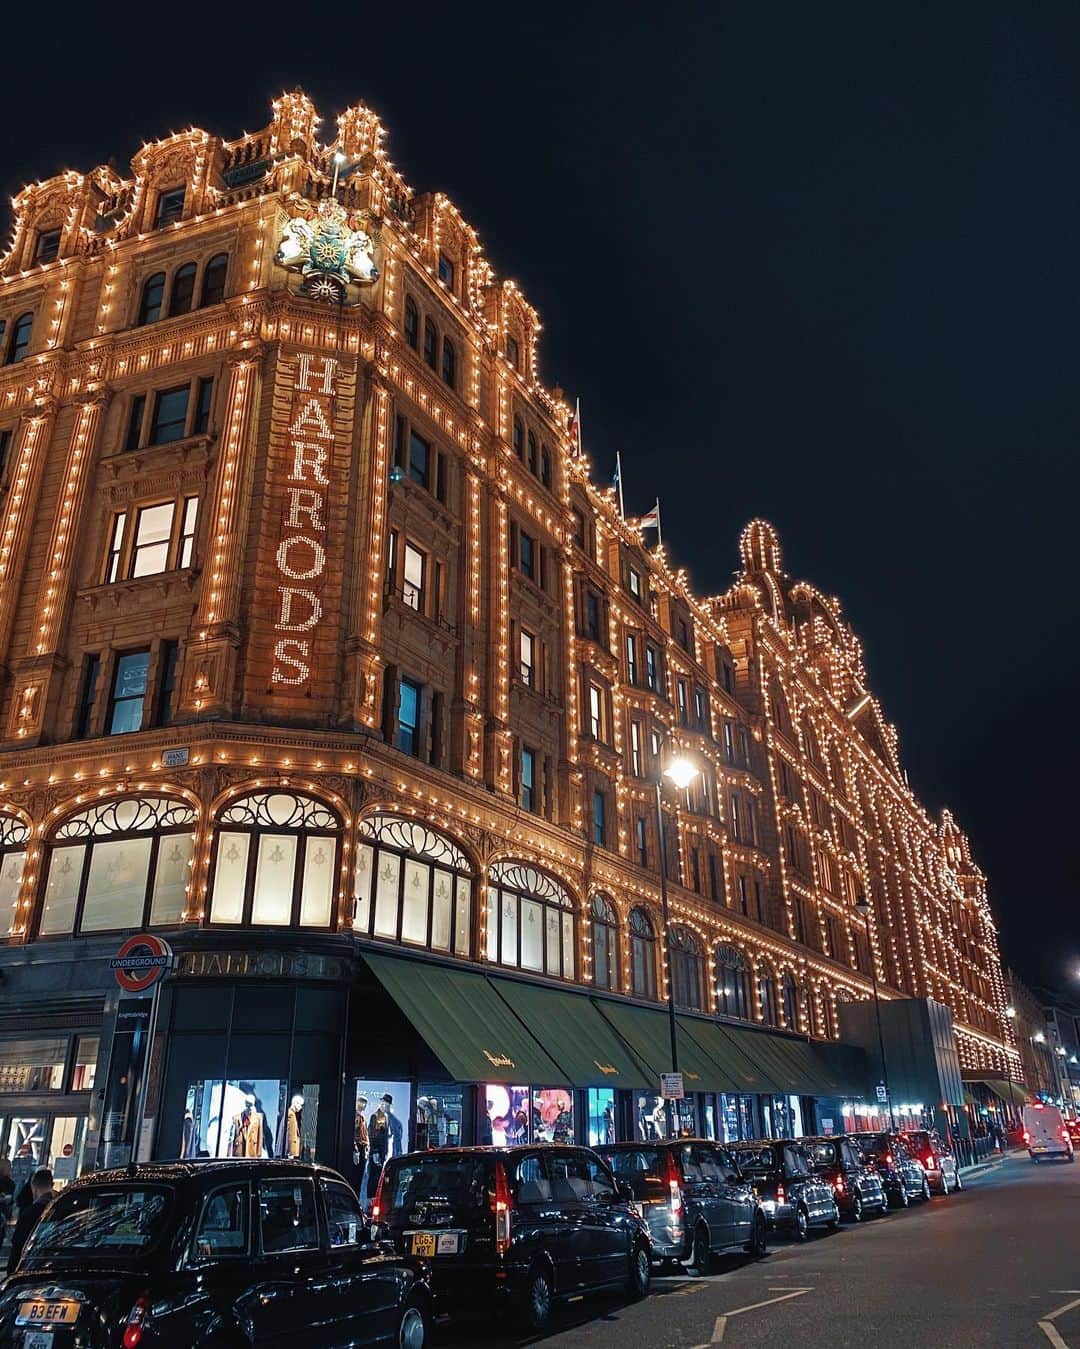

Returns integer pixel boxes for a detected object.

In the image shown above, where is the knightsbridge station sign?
[272,352,338,687]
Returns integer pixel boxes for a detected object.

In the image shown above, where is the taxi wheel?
[747,1210,768,1258]
[397,1294,428,1349]
[627,1242,651,1300]
[893,1186,909,1209]
[522,1263,554,1331]
[795,1204,810,1242]
[953,1171,963,1192]
[691,1223,711,1273]
[920,1177,931,1202]
[850,1191,864,1223]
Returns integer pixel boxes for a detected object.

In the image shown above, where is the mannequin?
[180,1109,195,1159]
[228,1094,263,1158]
[274,1093,304,1158]
[353,1095,369,1174]
[365,1093,403,1195]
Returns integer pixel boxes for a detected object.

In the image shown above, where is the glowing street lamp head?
[663,754,696,791]
[1034,1032,1046,1044]
[1005,1005,1016,1019]
[333,151,347,165]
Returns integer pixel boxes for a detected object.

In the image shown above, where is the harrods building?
[0,90,1017,1187]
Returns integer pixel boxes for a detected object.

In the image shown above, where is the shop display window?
[182,1080,289,1159]
[483,1084,529,1145]
[416,1084,463,1150]
[0,1040,66,1093]
[355,1080,411,1205]
[71,1036,99,1092]
[0,815,28,936]
[587,1087,616,1146]
[533,1087,574,1143]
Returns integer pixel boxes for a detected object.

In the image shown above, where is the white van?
[1023,1103,1074,1163]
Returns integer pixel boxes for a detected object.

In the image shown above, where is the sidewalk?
[958,1147,1018,1179]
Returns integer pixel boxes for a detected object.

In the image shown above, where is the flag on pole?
[612,451,625,518]
[639,498,662,546]
[567,398,582,454]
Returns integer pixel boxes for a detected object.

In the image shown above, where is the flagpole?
[655,498,662,548]
[576,397,582,455]
[616,451,625,519]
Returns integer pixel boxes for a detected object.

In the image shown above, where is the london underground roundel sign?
[110,933,174,994]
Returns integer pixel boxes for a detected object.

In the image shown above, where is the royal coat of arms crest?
[275,193,379,303]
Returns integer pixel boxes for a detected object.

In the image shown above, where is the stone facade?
[0,88,1013,1079]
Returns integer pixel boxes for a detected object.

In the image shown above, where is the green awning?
[592,998,726,1091]
[811,1041,874,1098]
[975,1078,1028,1108]
[680,1019,775,1092]
[489,977,653,1088]
[364,953,566,1085]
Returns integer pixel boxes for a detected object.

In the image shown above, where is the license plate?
[18,1300,78,1326]
[411,1232,437,1257]
[22,1334,53,1349]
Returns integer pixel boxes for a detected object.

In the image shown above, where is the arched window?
[209,791,339,929]
[354,813,471,956]
[821,990,836,1039]
[403,296,419,349]
[423,318,438,368]
[168,262,197,318]
[780,971,798,1030]
[5,312,33,366]
[512,417,524,458]
[441,337,456,388]
[802,985,820,1037]
[486,862,575,980]
[40,797,196,936]
[0,815,29,937]
[590,893,619,991]
[715,943,751,1020]
[769,683,791,738]
[670,926,706,1011]
[137,272,166,326]
[200,253,228,308]
[526,430,538,475]
[629,907,657,999]
[758,968,778,1025]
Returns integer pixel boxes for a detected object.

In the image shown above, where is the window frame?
[4,312,33,366]
[670,925,706,1010]
[590,894,619,991]
[486,862,576,981]
[715,944,752,1020]
[106,648,152,735]
[155,186,186,227]
[629,907,657,999]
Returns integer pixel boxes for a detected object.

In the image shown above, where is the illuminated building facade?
[0,90,1014,1175]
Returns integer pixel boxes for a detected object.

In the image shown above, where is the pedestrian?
[8,1168,54,1273]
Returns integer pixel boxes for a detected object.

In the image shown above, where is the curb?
[958,1156,1006,1179]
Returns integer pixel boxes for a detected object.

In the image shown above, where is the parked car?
[0,1159,431,1348]
[596,1139,767,1271]
[1064,1119,1080,1147]
[727,1140,839,1240]
[850,1132,930,1206]
[1023,1103,1075,1163]
[370,1145,652,1331]
[903,1129,961,1194]
[804,1135,888,1221]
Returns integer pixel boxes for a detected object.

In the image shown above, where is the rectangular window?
[195,1186,250,1258]
[690,848,701,892]
[396,677,421,756]
[694,687,708,731]
[107,650,150,735]
[76,654,100,738]
[156,640,180,727]
[155,186,186,226]
[193,376,214,435]
[0,428,11,480]
[588,683,604,740]
[402,542,424,611]
[625,633,638,684]
[521,747,536,812]
[519,530,535,580]
[408,430,430,488]
[105,512,127,583]
[730,795,742,842]
[592,790,606,847]
[737,874,749,916]
[722,660,734,694]
[645,645,658,690]
[676,616,689,649]
[723,720,735,761]
[630,721,643,776]
[179,496,198,568]
[708,853,721,901]
[519,628,535,686]
[585,591,601,641]
[437,252,455,288]
[259,1178,319,1253]
[149,386,190,445]
[125,395,146,451]
[677,679,689,726]
[628,566,641,600]
[131,502,174,577]
[505,335,519,369]
[35,230,61,265]
[571,508,585,549]
[635,816,648,867]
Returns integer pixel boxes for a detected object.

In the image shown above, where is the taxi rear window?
[27,1186,172,1260]
[383,1155,491,1213]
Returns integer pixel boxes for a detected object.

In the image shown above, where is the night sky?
[4,4,1077,994]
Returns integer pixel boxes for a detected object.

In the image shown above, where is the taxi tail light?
[493,1160,513,1255]
[370,1169,387,1223]
[775,1181,786,1206]
[1023,1130,1030,1143]
[662,1150,685,1223]
[884,1153,893,1165]
[834,1175,845,1194]
[122,1294,150,1349]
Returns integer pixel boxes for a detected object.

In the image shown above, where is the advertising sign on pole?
[660,1072,685,1101]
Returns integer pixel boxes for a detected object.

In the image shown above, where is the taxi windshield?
[25,1186,172,1261]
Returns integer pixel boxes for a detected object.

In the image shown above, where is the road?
[437,1152,1080,1348]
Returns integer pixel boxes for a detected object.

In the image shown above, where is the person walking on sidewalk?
[8,1169,54,1273]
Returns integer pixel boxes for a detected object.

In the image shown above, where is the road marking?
[1047,1298,1080,1323]
[690,1288,814,1346]
[1039,1322,1070,1349]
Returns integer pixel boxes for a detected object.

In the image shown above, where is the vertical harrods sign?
[250,349,354,714]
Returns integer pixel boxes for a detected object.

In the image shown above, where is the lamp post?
[1003,1006,1019,1129]
[653,734,697,1137]
[855,895,895,1131]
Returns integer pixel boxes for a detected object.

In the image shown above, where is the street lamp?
[653,735,696,1135]
[1002,1006,1019,1127]
[855,895,895,1130]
